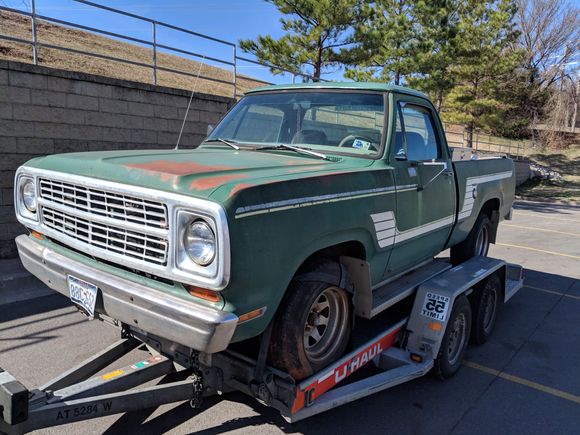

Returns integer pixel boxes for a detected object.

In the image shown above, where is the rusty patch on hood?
[227,182,253,198]
[125,160,232,178]
[189,173,248,191]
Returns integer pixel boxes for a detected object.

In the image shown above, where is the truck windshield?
[206,91,385,157]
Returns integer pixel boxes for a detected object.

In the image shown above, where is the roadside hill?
[0,10,265,97]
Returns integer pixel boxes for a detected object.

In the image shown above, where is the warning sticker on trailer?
[421,292,450,321]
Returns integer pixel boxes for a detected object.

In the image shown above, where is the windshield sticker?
[353,139,372,150]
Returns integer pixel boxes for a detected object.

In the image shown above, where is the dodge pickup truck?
[14,82,515,381]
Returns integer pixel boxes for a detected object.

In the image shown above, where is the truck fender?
[294,260,353,293]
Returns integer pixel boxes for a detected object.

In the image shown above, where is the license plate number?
[68,275,98,318]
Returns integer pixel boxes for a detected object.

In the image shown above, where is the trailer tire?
[433,295,471,380]
[470,274,501,345]
[451,213,492,265]
[269,261,352,381]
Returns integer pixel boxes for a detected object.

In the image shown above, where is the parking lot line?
[463,361,580,405]
[503,224,580,237]
[496,243,580,260]
[524,285,580,301]
[514,212,580,223]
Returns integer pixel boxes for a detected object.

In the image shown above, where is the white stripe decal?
[235,184,417,219]
[457,170,512,221]
[371,170,513,248]
[370,211,454,248]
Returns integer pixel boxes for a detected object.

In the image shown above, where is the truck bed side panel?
[447,157,515,248]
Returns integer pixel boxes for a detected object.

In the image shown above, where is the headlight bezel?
[15,174,38,222]
[174,208,227,286]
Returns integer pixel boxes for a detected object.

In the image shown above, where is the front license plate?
[68,275,98,318]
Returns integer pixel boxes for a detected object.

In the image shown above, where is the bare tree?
[515,0,580,88]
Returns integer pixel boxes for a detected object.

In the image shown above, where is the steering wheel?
[337,134,377,151]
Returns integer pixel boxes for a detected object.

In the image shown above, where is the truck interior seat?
[291,129,328,145]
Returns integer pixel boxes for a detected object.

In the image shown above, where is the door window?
[397,104,441,161]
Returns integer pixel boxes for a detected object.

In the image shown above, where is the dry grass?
[516,146,580,204]
[0,11,266,97]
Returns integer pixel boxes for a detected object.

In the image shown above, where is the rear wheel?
[433,295,471,379]
[470,274,501,345]
[269,262,352,381]
[451,213,492,265]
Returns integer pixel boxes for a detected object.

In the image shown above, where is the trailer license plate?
[68,275,98,318]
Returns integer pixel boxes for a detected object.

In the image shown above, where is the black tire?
[433,295,472,380]
[470,274,501,345]
[451,213,492,265]
[269,262,352,381]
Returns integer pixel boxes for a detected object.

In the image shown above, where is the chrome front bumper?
[15,235,238,353]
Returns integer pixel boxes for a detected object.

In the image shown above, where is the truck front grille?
[38,177,169,267]
[39,178,168,229]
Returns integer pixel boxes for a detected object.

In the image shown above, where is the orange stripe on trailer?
[291,320,405,415]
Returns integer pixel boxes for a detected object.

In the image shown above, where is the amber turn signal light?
[185,285,220,303]
[31,230,44,240]
[238,307,266,324]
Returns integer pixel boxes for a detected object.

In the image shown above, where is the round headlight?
[184,220,216,266]
[22,180,37,213]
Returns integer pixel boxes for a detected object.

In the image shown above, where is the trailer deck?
[0,256,524,434]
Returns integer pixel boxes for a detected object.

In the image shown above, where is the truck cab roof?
[245,81,429,100]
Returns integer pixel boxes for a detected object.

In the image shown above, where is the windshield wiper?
[203,138,240,150]
[257,144,330,160]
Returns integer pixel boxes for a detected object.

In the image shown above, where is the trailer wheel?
[470,274,501,345]
[269,262,352,381]
[433,295,471,379]
[450,213,492,265]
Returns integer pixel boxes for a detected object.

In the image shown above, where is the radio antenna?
[175,56,206,150]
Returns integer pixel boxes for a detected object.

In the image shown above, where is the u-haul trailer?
[0,256,523,434]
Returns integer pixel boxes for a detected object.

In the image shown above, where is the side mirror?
[207,124,214,135]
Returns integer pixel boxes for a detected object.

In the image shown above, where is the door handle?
[443,171,454,177]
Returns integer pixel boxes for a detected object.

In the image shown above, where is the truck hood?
[26,147,372,200]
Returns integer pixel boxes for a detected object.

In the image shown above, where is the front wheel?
[433,295,472,379]
[269,262,352,381]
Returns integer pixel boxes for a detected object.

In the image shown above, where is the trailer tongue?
[0,257,523,434]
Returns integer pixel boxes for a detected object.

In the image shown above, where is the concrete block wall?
[0,60,234,258]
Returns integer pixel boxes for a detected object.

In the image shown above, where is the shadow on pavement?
[0,293,71,323]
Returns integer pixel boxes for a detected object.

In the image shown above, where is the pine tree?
[442,0,523,146]
[239,0,360,81]
[406,0,461,110]
[343,0,419,85]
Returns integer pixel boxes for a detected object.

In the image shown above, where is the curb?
[515,196,580,207]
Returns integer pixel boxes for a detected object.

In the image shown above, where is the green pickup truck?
[14,82,514,381]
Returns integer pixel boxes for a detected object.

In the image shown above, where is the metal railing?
[0,0,324,98]
[443,122,528,160]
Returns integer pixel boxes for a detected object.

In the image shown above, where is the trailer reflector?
[428,321,443,332]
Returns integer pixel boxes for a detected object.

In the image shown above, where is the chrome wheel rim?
[475,225,489,256]
[303,286,349,364]
[447,312,467,366]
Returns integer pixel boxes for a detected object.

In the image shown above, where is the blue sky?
[4,0,346,83]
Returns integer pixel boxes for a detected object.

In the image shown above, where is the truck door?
[384,95,456,277]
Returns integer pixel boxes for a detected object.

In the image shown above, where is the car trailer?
[0,256,523,434]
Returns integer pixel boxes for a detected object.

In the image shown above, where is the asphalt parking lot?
[1,199,579,434]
